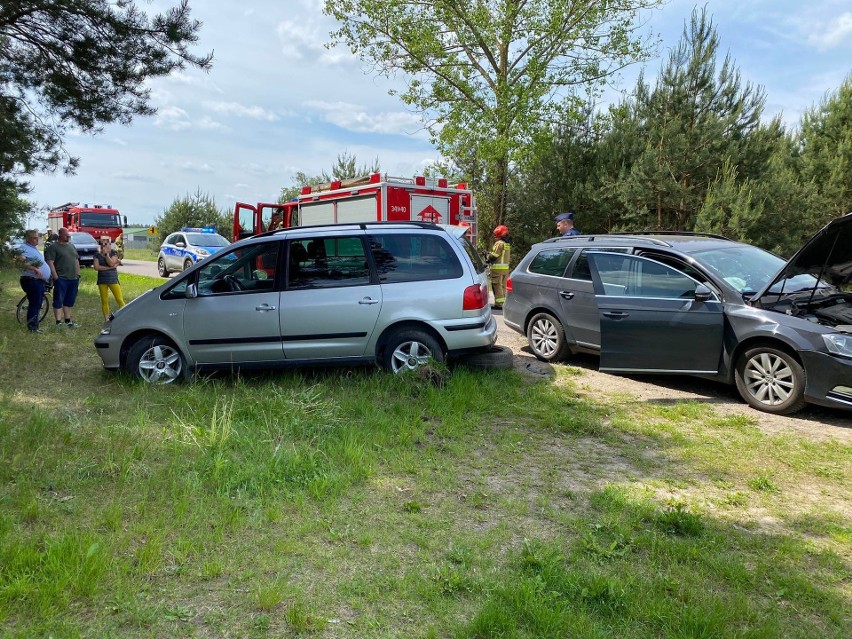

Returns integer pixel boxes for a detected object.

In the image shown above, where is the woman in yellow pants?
[93,236,126,319]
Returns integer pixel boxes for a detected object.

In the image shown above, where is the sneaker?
[28,328,44,334]
[65,320,81,328]
[55,322,66,328]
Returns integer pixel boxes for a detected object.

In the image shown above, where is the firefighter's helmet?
[493,225,509,238]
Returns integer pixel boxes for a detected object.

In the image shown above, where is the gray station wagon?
[504,214,852,415]
[95,222,496,382]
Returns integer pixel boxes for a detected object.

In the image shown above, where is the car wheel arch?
[730,335,805,376]
[523,305,564,335]
[120,329,188,370]
[375,320,447,363]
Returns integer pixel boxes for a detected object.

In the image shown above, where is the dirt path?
[494,311,852,442]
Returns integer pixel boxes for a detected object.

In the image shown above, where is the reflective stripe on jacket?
[489,239,511,270]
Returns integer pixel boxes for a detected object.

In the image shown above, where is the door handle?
[602,311,629,319]
[255,303,277,311]
[559,291,574,300]
[359,297,380,305]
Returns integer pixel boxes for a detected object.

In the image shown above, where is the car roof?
[536,232,749,255]
[250,221,452,241]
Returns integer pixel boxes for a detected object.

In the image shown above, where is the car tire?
[527,312,569,362]
[382,329,444,373]
[125,336,188,385]
[157,257,170,278]
[183,258,194,271]
[458,345,514,370]
[734,345,806,415]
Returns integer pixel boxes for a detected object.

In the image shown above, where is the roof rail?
[611,230,731,240]
[251,220,441,239]
[543,234,672,247]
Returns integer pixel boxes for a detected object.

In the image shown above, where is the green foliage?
[154,189,230,246]
[798,74,852,220]
[511,8,852,257]
[278,151,380,202]
[324,0,663,230]
[0,1,212,229]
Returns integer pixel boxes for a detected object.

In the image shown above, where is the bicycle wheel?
[16,294,50,325]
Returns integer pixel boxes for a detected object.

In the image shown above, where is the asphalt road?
[117,258,168,279]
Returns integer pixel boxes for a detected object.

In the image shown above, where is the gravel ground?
[493,310,852,442]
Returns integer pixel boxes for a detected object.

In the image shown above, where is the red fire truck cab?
[47,203,126,242]
[233,173,478,243]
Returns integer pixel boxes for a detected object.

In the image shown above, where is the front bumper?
[801,350,852,411]
[94,332,122,371]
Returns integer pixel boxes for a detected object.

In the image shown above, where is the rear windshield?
[368,233,463,283]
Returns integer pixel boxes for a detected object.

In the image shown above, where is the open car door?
[233,203,257,242]
[587,252,725,374]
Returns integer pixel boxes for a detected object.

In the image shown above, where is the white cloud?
[304,100,427,137]
[805,12,852,50]
[177,161,216,174]
[275,17,354,65]
[110,172,151,181]
[203,101,279,121]
[154,106,191,130]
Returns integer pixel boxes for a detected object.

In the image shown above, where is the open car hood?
[754,212,852,301]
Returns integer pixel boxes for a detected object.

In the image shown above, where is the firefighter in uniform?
[487,225,511,310]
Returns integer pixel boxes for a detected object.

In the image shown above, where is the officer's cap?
[554,212,575,222]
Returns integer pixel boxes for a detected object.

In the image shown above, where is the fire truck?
[233,173,478,243]
[47,203,126,242]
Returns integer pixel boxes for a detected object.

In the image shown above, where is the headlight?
[196,248,209,256]
[823,333,852,358]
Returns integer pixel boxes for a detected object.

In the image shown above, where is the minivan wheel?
[383,329,444,373]
[734,345,806,415]
[126,336,187,384]
[527,312,569,362]
[157,257,169,278]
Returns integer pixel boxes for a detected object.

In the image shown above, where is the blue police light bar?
[181,226,217,233]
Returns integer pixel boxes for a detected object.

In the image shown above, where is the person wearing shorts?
[44,227,81,328]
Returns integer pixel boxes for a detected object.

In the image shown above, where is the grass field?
[1,267,849,638]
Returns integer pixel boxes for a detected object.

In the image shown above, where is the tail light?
[463,283,487,310]
[506,277,513,293]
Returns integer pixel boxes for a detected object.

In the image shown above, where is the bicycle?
[16,280,53,326]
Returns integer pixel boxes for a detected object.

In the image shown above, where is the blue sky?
[25,0,852,227]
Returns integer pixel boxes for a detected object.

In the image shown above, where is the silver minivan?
[95,222,497,383]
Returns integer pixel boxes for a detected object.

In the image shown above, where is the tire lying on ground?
[457,345,514,370]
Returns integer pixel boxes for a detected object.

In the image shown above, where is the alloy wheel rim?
[531,319,558,357]
[743,352,794,406]
[391,341,432,373]
[138,344,182,384]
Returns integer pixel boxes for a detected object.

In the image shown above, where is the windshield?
[80,213,121,228]
[70,233,97,244]
[693,245,821,294]
[187,233,229,247]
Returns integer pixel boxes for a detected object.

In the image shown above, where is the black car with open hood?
[752,212,852,329]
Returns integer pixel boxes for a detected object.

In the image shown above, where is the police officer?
[555,211,581,236]
[487,225,511,310]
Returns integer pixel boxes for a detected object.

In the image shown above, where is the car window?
[368,233,463,283]
[591,253,707,299]
[528,248,575,276]
[287,236,370,289]
[196,242,280,295]
[570,248,631,281]
[164,233,179,245]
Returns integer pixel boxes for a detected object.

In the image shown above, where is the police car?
[157,227,230,277]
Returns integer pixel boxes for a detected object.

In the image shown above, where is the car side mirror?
[175,241,186,248]
[694,283,713,302]
[186,283,198,299]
